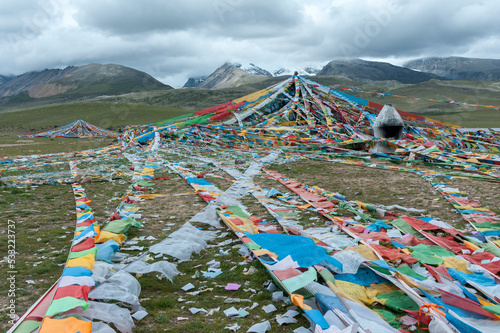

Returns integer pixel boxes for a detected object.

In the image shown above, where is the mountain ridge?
[404,56,500,80]
[2,57,500,111]
[182,62,321,88]
[189,63,270,89]
[183,59,441,89]
[0,75,14,86]
[317,59,442,83]
[0,64,172,104]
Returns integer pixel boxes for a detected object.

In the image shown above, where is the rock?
[81,176,92,184]
[373,104,404,140]
[71,174,83,183]
[370,104,405,153]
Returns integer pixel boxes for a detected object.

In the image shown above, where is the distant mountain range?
[404,56,500,80]
[183,59,439,89]
[0,63,171,108]
[1,56,500,110]
[183,57,500,90]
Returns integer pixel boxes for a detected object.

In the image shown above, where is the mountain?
[316,59,441,84]
[183,62,271,88]
[189,63,270,89]
[273,67,320,77]
[0,64,172,102]
[0,75,14,85]
[183,76,208,88]
[231,63,321,77]
[404,56,500,80]
[239,63,273,76]
[183,63,322,89]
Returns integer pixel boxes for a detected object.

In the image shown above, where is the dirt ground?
[267,159,466,227]
[448,177,500,215]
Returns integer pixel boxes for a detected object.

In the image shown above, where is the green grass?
[344,79,500,127]
[391,79,500,106]
[0,184,75,330]
[414,108,500,128]
[0,102,192,135]
[0,135,116,157]
[134,241,308,333]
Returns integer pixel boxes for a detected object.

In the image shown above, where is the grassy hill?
[344,79,500,127]
[317,59,441,83]
[93,76,290,110]
[405,56,500,80]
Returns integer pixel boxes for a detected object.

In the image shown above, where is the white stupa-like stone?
[369,104,405,153]
[373,104,404,140]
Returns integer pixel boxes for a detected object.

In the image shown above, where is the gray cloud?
[0,0,499,87]
[73,0,300,38]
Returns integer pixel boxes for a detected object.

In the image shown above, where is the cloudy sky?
[2,0,500,87]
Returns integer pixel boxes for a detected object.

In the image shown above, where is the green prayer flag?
[102,217,142,234]
[377,291,419,312]
[68,247,98,259]
[227,206,249,218]
[391,218,424,238]
[483,305,500,316]
[246,242,262,250]
[282,266,317,293]
[396,265,427,280]
[10,320,41,333]
[45,297,89,317]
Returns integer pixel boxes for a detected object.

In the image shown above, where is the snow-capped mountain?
[238,63,273,77]
[273,66,321,77]
[237,62,321,77]
[182,62,323,88]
